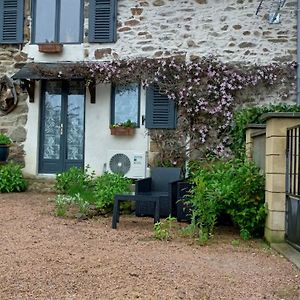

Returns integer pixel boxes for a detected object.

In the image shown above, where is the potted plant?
[38,41,63,53]
[110,120,137,136]
[0,133,12,162]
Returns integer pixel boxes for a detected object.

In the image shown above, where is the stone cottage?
[0,0,297,178]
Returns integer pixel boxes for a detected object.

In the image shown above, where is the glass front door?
[39,80,85,174]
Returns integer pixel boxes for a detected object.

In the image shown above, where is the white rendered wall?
[23,82,148,176]
[23,81,40,177]
[85,83,148,175]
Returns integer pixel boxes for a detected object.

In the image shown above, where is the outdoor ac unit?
[107,150,147,179]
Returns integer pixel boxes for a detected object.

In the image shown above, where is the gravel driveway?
[0,192,299,300]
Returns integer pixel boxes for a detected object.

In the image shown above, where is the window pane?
[114,84,139,125]
[67,81,85,160]
[59,0,81,43]
[34,0,56,43]
[43,81,62,160]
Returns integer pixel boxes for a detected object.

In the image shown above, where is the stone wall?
[0,0,298,166]
[90,0,297,64]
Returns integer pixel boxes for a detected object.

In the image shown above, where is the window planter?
[38,43,63,53]
[110,127,135,136]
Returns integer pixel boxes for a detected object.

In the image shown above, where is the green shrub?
[187,158,266,241]
[153,215,177,241]
[55,166,95,195]
[0,162,27,192]
[93,172,131,210]
[230,103,300,157]
[0,133,11,145]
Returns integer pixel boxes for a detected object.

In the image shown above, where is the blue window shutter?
[0,0,24,44]
[89,0,117,43]
[145,85,176,129]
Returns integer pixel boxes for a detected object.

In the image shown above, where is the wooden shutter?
[89,0,117,43]
[145,85,176,129]
[0,0,24,44]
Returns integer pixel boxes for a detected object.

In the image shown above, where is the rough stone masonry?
[0,0,298,165]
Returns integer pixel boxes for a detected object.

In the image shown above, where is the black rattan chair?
[135,167,181,218]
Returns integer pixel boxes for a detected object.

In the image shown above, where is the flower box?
[38,43,63,53]
[110,127,135,136]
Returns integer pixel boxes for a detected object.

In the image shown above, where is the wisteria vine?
[33,56,296,165]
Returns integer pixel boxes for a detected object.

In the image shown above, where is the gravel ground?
[0,192,299,300]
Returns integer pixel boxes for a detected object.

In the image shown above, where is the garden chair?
[112,167,181,229]
[135,167,182,218]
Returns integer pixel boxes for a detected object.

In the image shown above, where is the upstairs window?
[32,0,83,44]
[111,84,140,127]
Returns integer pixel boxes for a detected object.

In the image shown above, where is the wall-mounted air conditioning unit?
[107,150,147,179]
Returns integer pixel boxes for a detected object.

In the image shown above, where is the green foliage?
[112,119,137,128]
[153,215,177,241]
[187,158,266,241]
[0,133,11,145]
[55,166,95,195]
[93,172,131,210]
[54,167,131,217]
[54,194,90,218]
[230,103,300,157]
[0,162,27,193]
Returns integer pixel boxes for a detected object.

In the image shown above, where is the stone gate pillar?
[263,113,300,243]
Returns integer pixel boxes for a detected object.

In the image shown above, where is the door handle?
[60,123,63,136]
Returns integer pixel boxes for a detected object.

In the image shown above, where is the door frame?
[38,79,86,174]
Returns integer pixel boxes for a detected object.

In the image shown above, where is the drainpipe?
[297,0,300,103]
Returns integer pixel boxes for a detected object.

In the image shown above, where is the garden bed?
[0,192,299,299]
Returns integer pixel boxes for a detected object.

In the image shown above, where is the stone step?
[26,178,56,193]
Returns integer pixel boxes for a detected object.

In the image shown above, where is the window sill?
[38,43,63,53]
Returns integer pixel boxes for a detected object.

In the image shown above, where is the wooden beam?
[88,80,96,104]
[22,80,35,103]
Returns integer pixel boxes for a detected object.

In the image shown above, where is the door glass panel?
[59,0,81,43]
[66,81,85,160]
[43,81,62,160]
[34,0,56,43]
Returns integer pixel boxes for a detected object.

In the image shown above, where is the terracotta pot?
[110,127,135,136]
[38,43,63,53]
[0,145,10,162]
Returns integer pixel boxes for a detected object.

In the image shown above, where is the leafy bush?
[54,193,90,218]
[93,172,131,210]
[54,168,131,217]
[153,215,177,241]
[230,103,300,157]
[187,158,266,241]
[0,133,11,145]
[55,166,95,195]
[0,162,27,192]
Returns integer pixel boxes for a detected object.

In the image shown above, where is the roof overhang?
[12,62,86,80]
[12,62,96,103]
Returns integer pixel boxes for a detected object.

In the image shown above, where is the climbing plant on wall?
[32,56,296,164]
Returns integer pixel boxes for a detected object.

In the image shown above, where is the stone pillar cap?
[261,112,300,121]
[245,124,266,129]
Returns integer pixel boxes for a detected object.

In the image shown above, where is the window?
[32,0,83,43]
[0,0,24,44]
[111,84,140,126]
[145,85,176,129]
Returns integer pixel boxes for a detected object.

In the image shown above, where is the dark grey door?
[39,80,85,174]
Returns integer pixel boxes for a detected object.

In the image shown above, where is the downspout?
[297,0,300,103]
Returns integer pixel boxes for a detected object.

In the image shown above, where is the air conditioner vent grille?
[109,153,131,175]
